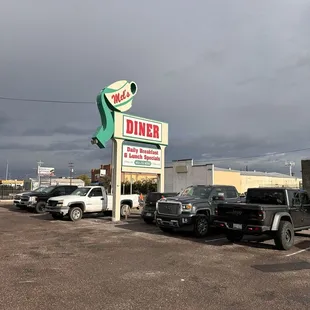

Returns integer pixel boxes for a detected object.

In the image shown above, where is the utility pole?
[37,160,44,186]
[68,162,74,185]
[285,161,295,177]
[5,160,9,180]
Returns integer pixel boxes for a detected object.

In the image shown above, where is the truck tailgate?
[216,203,264,225]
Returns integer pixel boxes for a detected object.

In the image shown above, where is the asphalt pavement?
[1,204,310,310]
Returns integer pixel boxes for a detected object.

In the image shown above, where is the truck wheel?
[226,231,244,242]
[35,202,46,214]
[69,206,83,222]
[274,220,294,250]
[51,213,64,220]
[193,214,209,237]
[120,204,130,218]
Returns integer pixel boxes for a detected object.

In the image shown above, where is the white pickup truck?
[45,186,139,221]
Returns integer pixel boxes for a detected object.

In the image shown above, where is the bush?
[121,179,157,194]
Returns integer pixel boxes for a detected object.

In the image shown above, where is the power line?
[0,96,94,105]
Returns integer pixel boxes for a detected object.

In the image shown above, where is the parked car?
[155,185,240,237]
[141,191,178,224]
[20,185,78,213]
[214,187,310,250]
[45,186,140,221]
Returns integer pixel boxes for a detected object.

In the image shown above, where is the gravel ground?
[1,204,310,310]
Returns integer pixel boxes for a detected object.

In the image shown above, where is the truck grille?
[47,200,58,207]
[157,201,181,215]
[21,196,29,202]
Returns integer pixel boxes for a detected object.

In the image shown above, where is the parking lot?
[1,203,310,310]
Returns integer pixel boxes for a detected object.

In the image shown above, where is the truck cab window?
[226,188,238,198]
[300,193,310,205]
[89,188,102,197]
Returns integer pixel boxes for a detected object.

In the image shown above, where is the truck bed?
[216,203,288,231]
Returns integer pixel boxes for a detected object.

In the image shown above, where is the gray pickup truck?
[155,185,240,237]
[214,187,310,250]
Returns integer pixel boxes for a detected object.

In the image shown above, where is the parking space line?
[205,238,226,243]
[285,246,310,257]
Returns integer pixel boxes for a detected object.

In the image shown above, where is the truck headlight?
[182,204,192,211]
[29,196,37,202]
[57,200,64,206]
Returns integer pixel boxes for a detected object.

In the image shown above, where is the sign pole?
[112,138,123,222]
[157,145,166,192]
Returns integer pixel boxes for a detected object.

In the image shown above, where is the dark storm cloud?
[22,125,93,136]
[1,0,310,176]
[0,140,89,151]
[0,111,11,129]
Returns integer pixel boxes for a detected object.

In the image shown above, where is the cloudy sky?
[1,0,310,179]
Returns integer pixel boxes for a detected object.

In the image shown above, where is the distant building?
[0,179,24,187]
[164,159,302,193]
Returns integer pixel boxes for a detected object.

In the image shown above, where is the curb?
[0,200,14,204]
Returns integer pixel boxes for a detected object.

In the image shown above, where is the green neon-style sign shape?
[92,80,138,148]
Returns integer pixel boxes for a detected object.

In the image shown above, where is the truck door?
[289,191,305,228]
[300,192,310,226]
[87,188,104,212]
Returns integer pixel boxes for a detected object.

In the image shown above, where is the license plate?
[233,223,242,230]
[146,213,152,216]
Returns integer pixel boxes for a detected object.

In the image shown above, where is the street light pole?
[68,162,74,185]
[37,160,43,186]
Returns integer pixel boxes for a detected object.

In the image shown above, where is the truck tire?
[69,206,83,222]
[193,214,209,238]
[120,204,130,218]
[226,231,244,242]
[274,220,294,250]
[51,213,64,220]
[35,202,46,214]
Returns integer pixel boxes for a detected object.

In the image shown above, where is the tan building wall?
[0,180,24,186]
[240,174,301,193]
[213,168,301,194]
[213,170,241,192]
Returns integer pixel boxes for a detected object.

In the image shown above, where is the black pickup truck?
[155,185,240,237]
[214,187,310,250]
[21,185,78,213]
[141,191,178,224]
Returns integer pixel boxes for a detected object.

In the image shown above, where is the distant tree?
[77,174,91,185]
[99,175,111,191]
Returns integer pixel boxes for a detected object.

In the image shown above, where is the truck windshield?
[178,186,212,198]
[71,188,90,196]
[41,186,56,193]
[33,187,47,192]
[246,189,286,205]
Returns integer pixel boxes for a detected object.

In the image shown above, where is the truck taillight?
[215,207,218,215]
[257,211,265,220]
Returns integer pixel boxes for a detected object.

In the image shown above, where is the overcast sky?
[1,0,310,179]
